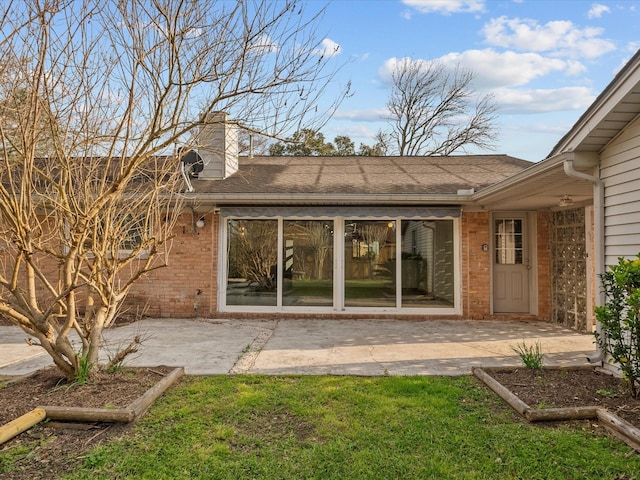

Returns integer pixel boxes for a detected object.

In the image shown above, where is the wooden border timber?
[0,366,184,446]
[472,367,640,452]
[40,367,184,423]
[0,408,46,445]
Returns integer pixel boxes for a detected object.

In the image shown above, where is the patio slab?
[0,318,596,377]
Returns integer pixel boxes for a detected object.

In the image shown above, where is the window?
[81,213,148,256]
[226,219,278,306]
[283,220,334,306]
[344,220,396,307]
[495,219,523,265]
[222,216,457,312]
[401,220,454,308]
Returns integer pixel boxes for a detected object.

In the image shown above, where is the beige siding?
[601,116,640,266]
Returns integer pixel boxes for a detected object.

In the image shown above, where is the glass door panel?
[344,220,396,307]
[401,220,454,308]
[283,220,334,306]
[226,219,278,306]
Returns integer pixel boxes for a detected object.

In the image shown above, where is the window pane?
[344,220,396,307]
[283,220,333,306]
[494,219,523,265]
[226,219,278,306]
[401,220,454,308]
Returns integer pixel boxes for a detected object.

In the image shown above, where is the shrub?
[595,255,640,398]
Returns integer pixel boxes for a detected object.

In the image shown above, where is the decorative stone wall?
[550,208,588,331]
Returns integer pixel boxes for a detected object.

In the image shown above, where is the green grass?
[50,376,640,479]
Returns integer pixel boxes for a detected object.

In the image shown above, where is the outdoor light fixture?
[196,217,206,229]
[558,195,574,207]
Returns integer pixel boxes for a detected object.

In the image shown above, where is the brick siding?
[125,212,217,318]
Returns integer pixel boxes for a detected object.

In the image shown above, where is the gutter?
[562,152,605,364]
[182,192,476,206]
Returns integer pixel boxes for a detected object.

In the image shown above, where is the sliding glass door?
[224,216,456,312]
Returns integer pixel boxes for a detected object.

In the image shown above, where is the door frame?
[490,211,538,315]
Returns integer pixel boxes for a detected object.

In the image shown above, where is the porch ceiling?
[473,157,594,211]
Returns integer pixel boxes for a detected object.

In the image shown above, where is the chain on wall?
[551,208,587,331]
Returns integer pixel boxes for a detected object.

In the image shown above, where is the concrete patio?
[0,318,596,377]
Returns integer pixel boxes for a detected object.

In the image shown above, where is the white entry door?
[493,215,530,313]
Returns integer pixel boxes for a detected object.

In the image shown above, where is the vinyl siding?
[601,116,640,266]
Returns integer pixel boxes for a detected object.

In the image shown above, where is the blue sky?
[312,0,640,161]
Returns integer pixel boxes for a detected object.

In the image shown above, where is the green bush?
[595,254,640,398]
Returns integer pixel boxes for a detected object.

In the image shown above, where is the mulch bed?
[487,367,640,429]
[0,366,176,480]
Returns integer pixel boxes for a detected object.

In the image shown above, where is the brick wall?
[4,210,553,321]
[125,212,218,318]
[461,210,552,321]
[461,211,492,319]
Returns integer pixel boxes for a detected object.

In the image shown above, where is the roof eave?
[472,154,565,203]
[183,192,474,206]
[549,49,640,157]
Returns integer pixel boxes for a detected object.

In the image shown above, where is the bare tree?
[359,224,388,279]
[303,222,332,279]
[358,130,391,156]
[238,130,271,156]
[385,58,497,156]
[234,221,278,290]
[0,0,344,380]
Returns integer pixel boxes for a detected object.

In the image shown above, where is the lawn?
[68,375,637,480]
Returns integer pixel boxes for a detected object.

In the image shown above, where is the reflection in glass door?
[344,220,396,307]
[283,220,334,306]
[400,220,454,307]
[226,219,278,306]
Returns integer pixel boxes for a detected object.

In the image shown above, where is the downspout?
[563,154,604,364]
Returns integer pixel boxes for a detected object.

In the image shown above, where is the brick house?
[126,140,554,322]
[127,50,640,332]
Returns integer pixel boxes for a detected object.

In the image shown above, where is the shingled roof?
[192,154,532,197]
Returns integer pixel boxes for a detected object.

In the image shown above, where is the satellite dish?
[179,148,204,178]
[179,147,205,193]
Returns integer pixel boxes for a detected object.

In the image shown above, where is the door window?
[495,219,523,265]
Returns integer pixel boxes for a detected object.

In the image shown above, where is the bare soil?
[488,367,640,428]
[0,366,638,479]
[0,366,176,480]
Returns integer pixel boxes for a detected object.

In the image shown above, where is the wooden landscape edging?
[40,366,184,423]
[0,408,46,445]
[472,367,640,452]
[0,366,184,447]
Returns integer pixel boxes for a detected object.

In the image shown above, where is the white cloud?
[627,41,640,53]
[492,86,595,113]
[333,108,388,122]
[327,123,380,140]
[250,34,278,54]
[378,48,586,90]
[438,50,573,88]
[381,50,581,90]
[378,57,428,83]
[587,3,610,19]
[401,9,413,20]
[376,51,595,116]
[482,16,616,58]
[313,38,342,58]
[401,0,484,15]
